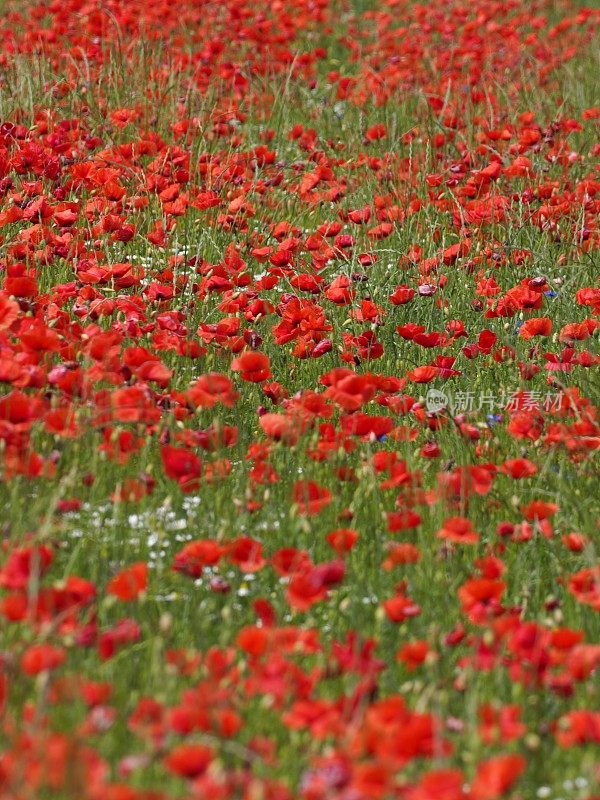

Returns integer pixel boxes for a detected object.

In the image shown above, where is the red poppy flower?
[98,619,141,661]
[321,368,377,412]
[386,510,422,532]
[470,754,526,800]
[293,480,332,515]
[382,543,421,570]
[383,593,421,623]
[106,563,147,601]
[326,528,359,553]
[405,769,466,800]
[458,578,505,622]
[521,500,559,521]
[163,743,213,779]
[226,537,266,572]
[160,445,201,491]
[173,540,222,578]
[186,373,239,407]
[21,644,66,675]
[520,316,552,339]
[501,458,537,478]
[568,565,600,610]
[230,351,271,382]
[397,640,430,671]
[437,516,479,545]
[259,413,302,445]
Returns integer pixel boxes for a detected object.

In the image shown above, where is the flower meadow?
[0,0,599,797]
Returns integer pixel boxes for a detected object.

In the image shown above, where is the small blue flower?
[544,290,558,298]
[486,414,502,426]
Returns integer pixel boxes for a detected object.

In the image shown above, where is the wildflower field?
[0,0,599,797]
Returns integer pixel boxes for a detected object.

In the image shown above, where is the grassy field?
[0,0,599,798]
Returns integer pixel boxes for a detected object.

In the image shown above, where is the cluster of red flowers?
[0,0,599,797]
